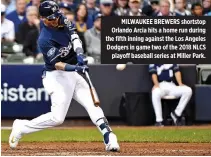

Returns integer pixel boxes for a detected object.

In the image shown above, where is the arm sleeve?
[70,31,83,52]
[172,64,180,73]
[149,64,157,74]
[38,39,61,65]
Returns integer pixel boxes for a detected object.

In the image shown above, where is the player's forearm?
[175,71,183,85]
[55,61,76,70]
[152,74,159,86]
[55,62,76,71]
[55,62,66,70]
[55,62,87,72]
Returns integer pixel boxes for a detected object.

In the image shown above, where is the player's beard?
[43,18,59,28]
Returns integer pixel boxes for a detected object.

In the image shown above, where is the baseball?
[116,64,126,71]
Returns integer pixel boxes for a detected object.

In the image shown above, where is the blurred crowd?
[1,0,211,64]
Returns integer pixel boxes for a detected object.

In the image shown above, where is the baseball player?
[149,64,192,126]
[9,1,120,152]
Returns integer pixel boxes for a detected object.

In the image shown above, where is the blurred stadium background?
[1,0,211,65]
[1,0,211,155]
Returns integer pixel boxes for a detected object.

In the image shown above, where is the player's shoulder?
[38,28,52,44]
[37,34,53,53]
[38,34,50,46]
[38,38,47,46]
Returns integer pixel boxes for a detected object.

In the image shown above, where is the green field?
[2,127,211,143]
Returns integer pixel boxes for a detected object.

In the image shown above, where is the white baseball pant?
[19,71,106,134]
[152,81,192,122]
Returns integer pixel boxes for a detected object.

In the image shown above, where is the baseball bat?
[85,71,100,106]
[63,21,100,106]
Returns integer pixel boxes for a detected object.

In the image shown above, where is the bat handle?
[85,71,89,78]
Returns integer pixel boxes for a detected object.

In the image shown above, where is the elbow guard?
[71,33,83,51]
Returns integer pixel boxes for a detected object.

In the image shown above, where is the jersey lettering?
[59,43,72,58]
[47,47,56,57]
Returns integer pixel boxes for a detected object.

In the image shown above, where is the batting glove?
[75,65,89,74]
[77,53,88,66]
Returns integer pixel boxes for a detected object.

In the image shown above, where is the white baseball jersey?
[149,64,192,122]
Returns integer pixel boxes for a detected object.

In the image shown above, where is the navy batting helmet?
[39,1,61,20]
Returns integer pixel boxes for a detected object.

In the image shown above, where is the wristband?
[64,64,76,71]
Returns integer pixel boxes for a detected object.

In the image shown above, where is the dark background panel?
[101,17,211,64]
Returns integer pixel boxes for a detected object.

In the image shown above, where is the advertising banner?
[1,64,51,117]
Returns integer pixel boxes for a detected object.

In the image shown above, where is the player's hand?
[75,65,89,74]
[77,54,88,66]
[152,84,159,91]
